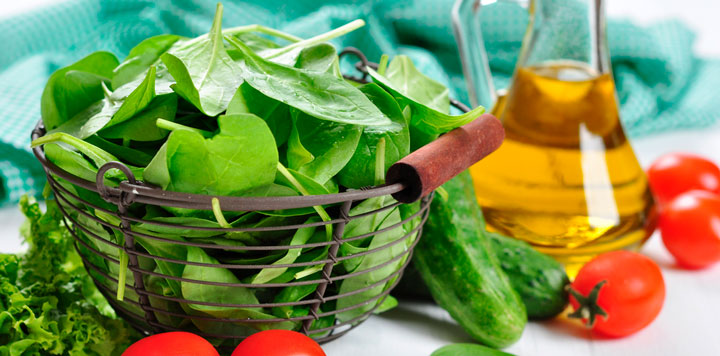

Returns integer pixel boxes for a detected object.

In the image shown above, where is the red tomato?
[647,153,720,206]
[122,332,218,356]
[659,190,720,269]
[231,330,326,356]
[569,251,665,338]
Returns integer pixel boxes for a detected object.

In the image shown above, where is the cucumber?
[487,231,570,319]
[413,171,527,348]
[431,343,515,356]
[402,170,570,322]
[398,231,570,319]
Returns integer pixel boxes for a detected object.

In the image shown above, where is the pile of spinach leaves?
[31,3,484,343]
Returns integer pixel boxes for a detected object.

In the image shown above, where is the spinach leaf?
[54,176,119,212]
[308,314,336,338]
[257,207,316,218]
[89,210,146,301]
[143,114,278,196]
[162,4,241,116]
[244,183,299,198]
[269,269,329,321]
[275,164,334,245]
[287,116,314,169]
[266,247,330,316]
[138,203,300,247]
[374,295,398,314]
[431,344,515,356]
[219,255,284,268]
[192,237,248,248]
[182,246,259,309]
[41,52,119,131]
[259,19,362,62]
[367,56,485,134]
[225,35,391,127]
[399,200,423,238]
[251,217,318,284]
[131,230,188,297]
[228,32,281,54]
[271,281,319,319]
[43,143,99,183]
[384,55,450,113]
[145,267,187,328]
[403,99,483,133]
[268,43,337,73]
[85,135,153,167]
[74,212,115,276]
[409,120,439,151]
[181,247,297,333]
[225,84,250,115]
[105,65,157,128]
[287,109,362,185]
[34,132,116,170]
[50,66,157,140]
[98,94,178,142]
[86,213,135,300]
[227,83,291,146]
[111,61,177,99]
[336,205,408,323]
[31,132,143,183]
[338,83,409,188]
[112,34,183,89]
[338,128,395,273]
[275,166,335,196]
[338,197,397,273]
[47,85,120,139]
[223,215,304,246]
[137,216,227,238]
[293,44,338,73]
[248,182,316,217]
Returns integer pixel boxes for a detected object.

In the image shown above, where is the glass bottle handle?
[451,0,529,109]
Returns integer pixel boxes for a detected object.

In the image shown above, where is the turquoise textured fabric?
[0,0,718,205]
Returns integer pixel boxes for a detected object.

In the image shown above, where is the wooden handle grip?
[386,113,505,203]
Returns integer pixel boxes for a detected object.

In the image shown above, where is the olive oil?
[470,62,656,277]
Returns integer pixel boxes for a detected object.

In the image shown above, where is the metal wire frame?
[51,177,428,290]
[48,169,430,344]
[30,48,470,346]
[35,124,432,345]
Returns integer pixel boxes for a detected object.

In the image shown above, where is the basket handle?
[386,113,504,203]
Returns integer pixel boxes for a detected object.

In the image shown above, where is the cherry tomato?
[231,330,326,356]
[647,153,720,206]
[659,190,720,269]
[122,332,218,356]
[569,251,665,338]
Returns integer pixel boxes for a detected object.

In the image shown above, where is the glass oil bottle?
[453,0,656,276]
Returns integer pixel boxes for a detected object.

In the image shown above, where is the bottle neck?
[517,0,609,75]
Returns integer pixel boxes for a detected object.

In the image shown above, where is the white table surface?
[2,1,719,355]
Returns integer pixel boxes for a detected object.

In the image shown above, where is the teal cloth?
[0,0,718,205]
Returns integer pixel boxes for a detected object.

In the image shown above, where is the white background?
[1,1,720,355]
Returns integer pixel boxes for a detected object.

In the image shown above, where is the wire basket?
[30,48,504,348]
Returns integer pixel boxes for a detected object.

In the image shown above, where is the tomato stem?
[568,280,608,328]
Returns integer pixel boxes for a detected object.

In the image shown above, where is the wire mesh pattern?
[33,140,430,342]
[29,50,475,348]
[33,136,431,346]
